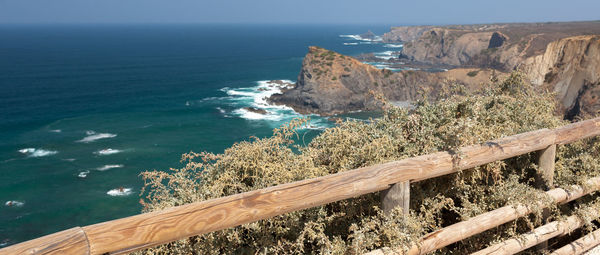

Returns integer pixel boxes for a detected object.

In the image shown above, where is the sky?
[0,0,598,25]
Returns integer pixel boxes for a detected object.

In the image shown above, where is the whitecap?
[107,188,133,196]
[78,170,90,178]
[86,130,96,135]
[49,129,62,133]
[63,158,76,162]
[216,107,226,114]
[94,148,122,155]
[224,80,300,121]
[77,133,117,143]
[339,34,382,42]
[343,42,359,45]
[97,164,124,171]
[384,44,404,48]
[5,201,24,207]
[18,148,58,157]
[374,51,398,60]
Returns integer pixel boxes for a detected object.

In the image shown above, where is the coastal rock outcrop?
[389,22,600,71]
[521,35,600,118]
[269,47,501,115]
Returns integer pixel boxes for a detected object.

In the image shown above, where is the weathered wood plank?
[83,129,557,254]
[381,181,410,215]
[551,228,600,255]
[472,210,600,255]
[3,117,600,254]
[366,177,600,255]
[0,227,89,255]
[555,117,600,144]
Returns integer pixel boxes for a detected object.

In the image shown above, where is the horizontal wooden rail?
[550,228,600,255]
[364,177,600,255]
[472,210,600,255]
[2,117,600,255]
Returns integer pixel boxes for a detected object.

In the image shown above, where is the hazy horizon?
[1,0,599,25]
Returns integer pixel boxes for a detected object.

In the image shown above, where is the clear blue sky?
[0,0,598,25]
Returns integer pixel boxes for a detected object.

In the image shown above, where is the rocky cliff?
[269,47,500,115]
[389,22,600,71]
[521,35,600,118]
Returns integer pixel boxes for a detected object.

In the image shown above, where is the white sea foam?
[384,44,404,48]
[77,133,117,143]
[78,170,90,178]
[63,158,76,162]
[95,148,122,155]
[49,129,62,133]
[339,34,382,42]
[216,107,226,114]
[5,201,24,207]
[107,188,133,196]
[86,130,96,135]
[343,42,359,45]
[18,148,58,157]
[97,164,124,171]
[224,80,298,121]
[374,51,397,60]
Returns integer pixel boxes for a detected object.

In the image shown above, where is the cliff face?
[521,36,600,118]
[269,47,500,115]
[390,22,600,72]
[382,26,433,42]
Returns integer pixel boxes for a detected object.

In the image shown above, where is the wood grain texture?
[472,210,600,255]
[367,177,600,255]
[82,128,557,254]
[0,227,89,255]
[536,144,556,190]
[551,228,600,255]
[381,181,410,215]
[3,117,599,254]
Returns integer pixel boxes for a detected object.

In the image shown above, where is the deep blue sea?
[0,24,399,246]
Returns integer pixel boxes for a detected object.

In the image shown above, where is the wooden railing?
[2,117,600,255]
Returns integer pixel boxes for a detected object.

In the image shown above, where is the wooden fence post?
[381,181,410,215]
[536,144,556,190]
[535,144,556,251]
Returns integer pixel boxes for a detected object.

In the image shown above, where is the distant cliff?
[269,47,499,115]
[387,21,600,71]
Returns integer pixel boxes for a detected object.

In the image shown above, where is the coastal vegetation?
[138,72,600,254]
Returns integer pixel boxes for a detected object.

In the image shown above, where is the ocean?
[0,24,400,246]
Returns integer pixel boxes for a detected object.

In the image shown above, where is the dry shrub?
[137,72,600,254]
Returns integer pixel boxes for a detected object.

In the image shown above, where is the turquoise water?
[0,24,396,245]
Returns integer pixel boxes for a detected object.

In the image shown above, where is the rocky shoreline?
[269,21,600,119]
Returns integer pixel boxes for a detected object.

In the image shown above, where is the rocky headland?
[271,21,600,118]
[269,46,501,115]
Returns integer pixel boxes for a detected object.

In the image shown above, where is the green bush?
[138,72,600,254]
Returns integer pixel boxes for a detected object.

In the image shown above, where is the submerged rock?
[243,107,268,115]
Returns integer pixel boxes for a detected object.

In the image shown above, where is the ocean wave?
[384,44,404,48]
[49,129,62,133]
[78,170,90,178]
[339,34,383,42]
[97,164,123,171]
[5,200,24,207]
[77,133,117,143]
[374,51,398,60]
[107,187,133,196]
[94,148,122,155]
[223,80,299,121]
[18,148,58,157]
[86,130,96,135]
[343,42,359,45]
